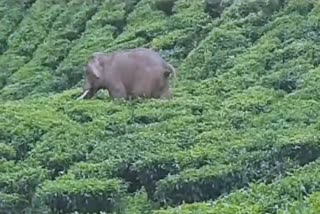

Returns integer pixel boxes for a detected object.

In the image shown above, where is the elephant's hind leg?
[160,87,172,99]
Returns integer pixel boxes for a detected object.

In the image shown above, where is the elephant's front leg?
[108,82,127,100]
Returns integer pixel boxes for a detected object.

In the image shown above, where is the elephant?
[77,48,176,100]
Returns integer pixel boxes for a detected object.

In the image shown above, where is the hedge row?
[276,191,320,214]
[58,122,320,207]
[0,192,29,214]
[127,88,320,197]
[0,0,69,90]
[0,162,48,196]
[153,158,320,213]
[177,0,290,81]
[178,0,319,98]
[153,126,320,205]
[34,177,126,213]
[0,0,103,100]
[0,160,48,212]
[0,0,29,54]
[0,99,71,161]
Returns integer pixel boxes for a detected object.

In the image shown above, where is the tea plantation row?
[1,0,320,213]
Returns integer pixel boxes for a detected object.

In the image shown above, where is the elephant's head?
[77,54,104,100]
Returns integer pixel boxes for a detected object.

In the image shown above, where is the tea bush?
[1,0,320,213]
[153,158,320,213]
[35,177,126,213]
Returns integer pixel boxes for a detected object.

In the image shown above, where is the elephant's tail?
[164,62,177,79]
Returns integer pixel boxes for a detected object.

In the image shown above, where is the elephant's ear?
[87,61,101,79]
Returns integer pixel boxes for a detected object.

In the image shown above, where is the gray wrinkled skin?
[77,48,176,100]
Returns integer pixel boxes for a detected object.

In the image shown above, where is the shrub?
[153,159,320,213]
[36,177,127,213]
[0,0,26,54]
[0,193,29,214]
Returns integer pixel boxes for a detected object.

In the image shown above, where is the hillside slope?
[1,0,320,213]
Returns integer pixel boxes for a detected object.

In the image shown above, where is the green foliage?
[36,177,126,213]
[0,0,103,99]
[153,134,320,207]
[0,0,27,54]
[0,192,29,214]
[0,0,68,94]
[1,0,320,213]
[0,143,16,160]
[153,159,320,213]
[121,188,154,214]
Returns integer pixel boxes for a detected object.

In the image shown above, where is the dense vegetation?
[1,0,320,213]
